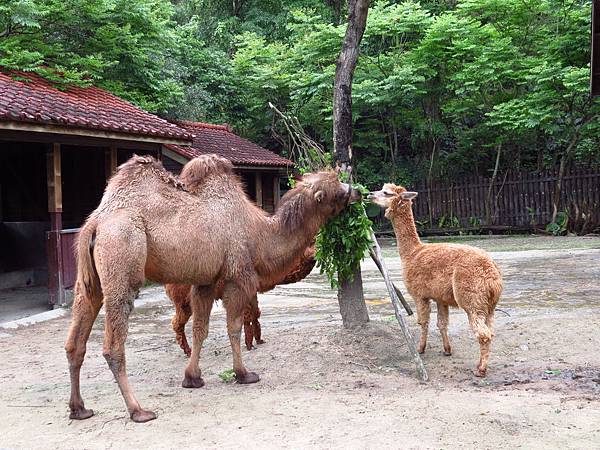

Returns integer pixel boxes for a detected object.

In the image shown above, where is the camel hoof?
[182,375,205,388]
[130,409,157,423]
[443,350,452,356]
[256,339,265,345]
[235,371,260,384]
[418,348,426,354]
[69,408,94,420]
[473,368,487,377]
[246,344,254,351]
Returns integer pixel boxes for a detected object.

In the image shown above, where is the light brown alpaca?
[65,154,360,422]
[167,245,316,355]
[369,184,502,377]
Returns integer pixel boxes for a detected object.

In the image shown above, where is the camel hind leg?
[97,224,155,422]
[65,281,102,420]
[182,285,214,388]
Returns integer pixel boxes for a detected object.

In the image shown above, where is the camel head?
[299,171,362,216]
[368,184,418,218]
[277,171,362,230]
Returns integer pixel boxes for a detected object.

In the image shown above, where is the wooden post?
[46,143,63,306]
[273,176,281,209]
[370,230,428,382]
[368,247,413,315]
[105,146,117,180]
[255,173,263,208]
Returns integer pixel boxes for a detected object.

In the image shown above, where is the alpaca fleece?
[370,183,502,377]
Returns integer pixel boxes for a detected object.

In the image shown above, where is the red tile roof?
[166,120,293,168]
[0,71,192,141]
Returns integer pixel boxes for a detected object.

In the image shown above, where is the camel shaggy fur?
[369,184,502,377]
[167,245,316,355]
[65,154,360,422]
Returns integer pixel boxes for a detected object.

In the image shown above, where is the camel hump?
[180,154,234,191]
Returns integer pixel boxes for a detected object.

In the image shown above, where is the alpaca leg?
[172,300,193,357]
[415,298,431,354]
[65,282,102,420]
[467,311,493,377]
[223,284,259,384]
[437,303,452,356]
[182,286,213,388]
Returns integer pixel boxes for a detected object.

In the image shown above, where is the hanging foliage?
[315,182,372,289]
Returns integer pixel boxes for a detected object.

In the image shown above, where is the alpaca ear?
[314,191,324,203]
[401,191,418,200]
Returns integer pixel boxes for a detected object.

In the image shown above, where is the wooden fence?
[409,167,600,230]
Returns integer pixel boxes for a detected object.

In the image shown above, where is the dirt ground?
[1,235,600,449]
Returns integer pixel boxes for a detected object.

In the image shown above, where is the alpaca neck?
[388,205,422,258]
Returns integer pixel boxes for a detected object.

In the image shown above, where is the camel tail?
[76,219,101,299]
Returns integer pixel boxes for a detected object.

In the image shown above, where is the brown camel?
[166,244,316,355]
[65,154,360,423]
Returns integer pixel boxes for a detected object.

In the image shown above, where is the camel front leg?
[182,286,214,388]
[65,282,102,420]
[224,285,259,384]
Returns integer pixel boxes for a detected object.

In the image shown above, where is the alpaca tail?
[76,219,101,300]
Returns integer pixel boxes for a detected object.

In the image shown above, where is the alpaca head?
[368,184,418,218]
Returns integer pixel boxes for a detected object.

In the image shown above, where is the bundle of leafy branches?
[271,105,373,289]
[315,181,373,289]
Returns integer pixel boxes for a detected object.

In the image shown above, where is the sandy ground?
[1,235,600,449]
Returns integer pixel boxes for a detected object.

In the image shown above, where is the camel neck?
[254,203,323,279]
[388,204,422,258]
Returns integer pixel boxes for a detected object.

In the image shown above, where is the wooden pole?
[273,175,281,209]
[255,173,263,208]
[368,247,413,316]
[105,146,117,180]
[370,230,428,381]
[46,143,63,306]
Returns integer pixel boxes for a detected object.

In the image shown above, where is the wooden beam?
[46,143,63,306]
[273,176,281,208]
[592,0,600,96]
[105,146,117,179]
[255,173,263,208]
[0,121,192,145]
[370,230,428,381]
[46,143,62,215]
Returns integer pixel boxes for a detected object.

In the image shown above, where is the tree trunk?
[333,0,370,328]
[337,270,369,328]
[485,143,502,225]
[552,132,579,223]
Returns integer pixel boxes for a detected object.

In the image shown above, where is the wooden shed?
[163,121,293,213]
[0,70,192,315]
